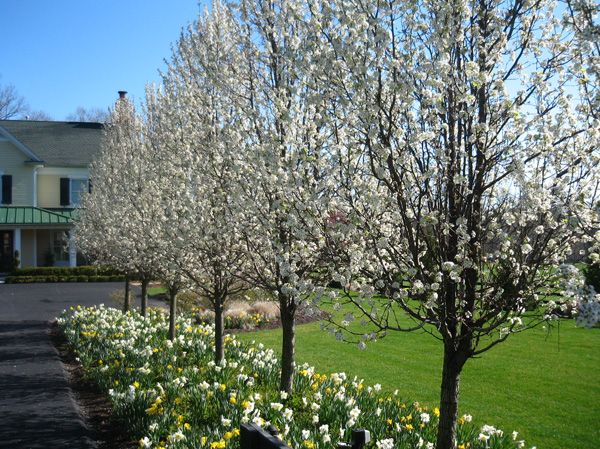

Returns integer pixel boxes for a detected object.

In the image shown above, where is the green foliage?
[177,291,201,314]
[109,289,128,309]
[583,263,600,292]
[195,311,271,330]
[4,272,126,284]
[43,247,55,267]
[12,250,20,272]
[11,265,121,277]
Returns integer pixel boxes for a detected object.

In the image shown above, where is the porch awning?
[0,207,76,226]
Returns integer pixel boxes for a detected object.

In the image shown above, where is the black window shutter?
[60,178,71,206]
[2,175,12,204]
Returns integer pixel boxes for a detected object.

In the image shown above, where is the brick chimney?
[118,91,128,99]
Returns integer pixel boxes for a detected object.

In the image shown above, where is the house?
[0,119,105,272]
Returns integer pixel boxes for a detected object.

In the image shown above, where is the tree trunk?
[279,294,296,394]
[436,343,468,449]
[168,285,178,340]
[214,300,225,364]
[141,277,149,318]
[123,274,131,313]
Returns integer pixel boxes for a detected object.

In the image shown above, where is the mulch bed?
[49,306,330,447]
[227,305,331,333]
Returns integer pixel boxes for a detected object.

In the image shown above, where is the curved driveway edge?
[0,282,166,448]
[0,319,96,448]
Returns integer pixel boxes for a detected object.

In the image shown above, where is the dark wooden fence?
[240,423,370,449]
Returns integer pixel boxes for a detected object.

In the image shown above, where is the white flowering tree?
[565,0,600,121]
[564,0,600,328]
[230,0,338,393]
[75,90,188,336]
[152,2,252,361]
[304,0,600,448]
[74,96,160,315]
[128,86,197,341]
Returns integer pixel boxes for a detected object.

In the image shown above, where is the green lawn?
[147,286,166,296]
[236,313,600,449]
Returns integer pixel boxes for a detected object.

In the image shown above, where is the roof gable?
[0,120,104,168]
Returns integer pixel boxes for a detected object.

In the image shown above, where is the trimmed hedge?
[3,266,137,284]
[4,274,126,284]
[10,265,122,278]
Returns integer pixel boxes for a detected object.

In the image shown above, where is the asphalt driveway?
[0,282,165,448]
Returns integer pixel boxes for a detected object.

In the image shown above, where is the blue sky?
[1,0,205,121]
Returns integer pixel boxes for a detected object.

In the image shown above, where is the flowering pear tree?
[128,86,197,341]
[74,96,160,315]
[565,0,600,121]
[304,0,600,448]
[230,0,338,393]
[152,2,252,361]
[563,0,600,328]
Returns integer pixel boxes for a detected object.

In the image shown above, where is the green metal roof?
[0,207,75,226]
[0,120,104,168]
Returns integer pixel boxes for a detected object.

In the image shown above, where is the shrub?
[77,266,98,277]
[11,266,119,278]
[109,289,127,309]
[12,250,20,272]
[177,291,201,314]
[5,267,136,284]
[5,276,24,284]
[43,247,55,268]
[584,263,600,292]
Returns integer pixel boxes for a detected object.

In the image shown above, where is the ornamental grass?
[58,305,528,449]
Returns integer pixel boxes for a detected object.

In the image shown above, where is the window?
[53,231,70,263]
[1,175,12,204]
[60,178,89,207]
[71,179,89,207]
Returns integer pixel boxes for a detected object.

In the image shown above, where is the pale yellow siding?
[37,175,63,208]
[0,141,35,205]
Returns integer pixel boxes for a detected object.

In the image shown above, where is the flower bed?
[57,305,527,449]
[195,311,271,330]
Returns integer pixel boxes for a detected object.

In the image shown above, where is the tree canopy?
[73,1,600,448]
